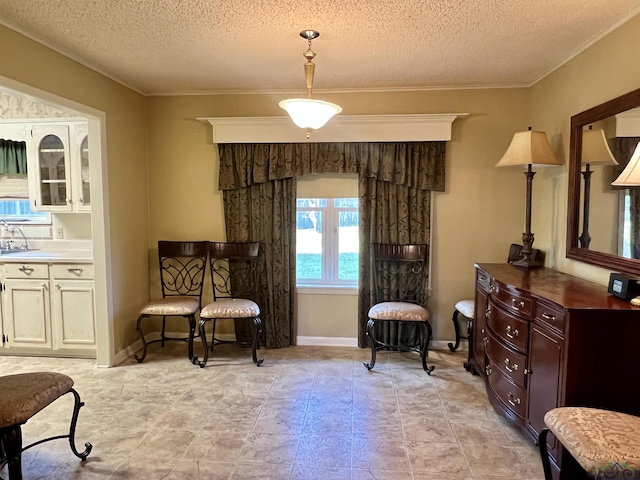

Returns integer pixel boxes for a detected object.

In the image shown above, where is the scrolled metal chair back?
[158,241,208,301]
[209,242,261,300]
[372,243,427,305]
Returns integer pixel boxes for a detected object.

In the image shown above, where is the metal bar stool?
[448,299,474,352]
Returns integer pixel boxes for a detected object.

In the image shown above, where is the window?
[0,199,50,224]
[296,198,359,287]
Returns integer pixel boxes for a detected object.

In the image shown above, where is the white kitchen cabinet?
[0,262,95,355]
[28,121,90,212]
[2,264,52,349]
[51,264,96,349]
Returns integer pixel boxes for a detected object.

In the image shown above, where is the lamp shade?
[612,141,640,186]
[582,129,618,165]
[495,130,561,167]
[279,98,342,130]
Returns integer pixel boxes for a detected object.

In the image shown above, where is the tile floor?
[0,344,545,479]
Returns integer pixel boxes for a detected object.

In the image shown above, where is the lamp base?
[511,257,543,268]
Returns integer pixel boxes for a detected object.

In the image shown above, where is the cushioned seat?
[0,372,92,480]
[455,300,474,319]
[368,302,429,321]
[201,298,260,318]
[139,296,200,316]
[539,407,640,479]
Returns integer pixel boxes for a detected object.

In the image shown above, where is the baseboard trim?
[296,336,358,347]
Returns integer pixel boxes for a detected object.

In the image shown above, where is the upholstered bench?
[448,299,474,352]
[0,372,92,480]
[539,407,640,479]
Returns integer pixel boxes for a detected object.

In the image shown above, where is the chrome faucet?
[0,218,28,251]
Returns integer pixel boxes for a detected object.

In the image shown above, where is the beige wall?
[146,89,530,341]
[0,25,150,354]
[529,13,640,285]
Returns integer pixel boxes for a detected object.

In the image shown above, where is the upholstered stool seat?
[368,302,429,321]
[0,372,91,480]
[139,296,200,316]
[539,407,640,479]
[448,299,474,352]
[201,298,260,318]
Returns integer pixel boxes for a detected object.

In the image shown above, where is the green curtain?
[0,139,27,174]
[218,142,446,349]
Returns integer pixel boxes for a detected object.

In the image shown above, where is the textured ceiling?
[0,0,639,96]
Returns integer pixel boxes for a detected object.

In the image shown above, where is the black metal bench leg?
[193,318,210,368]
[133,314,149,363]
[538,428,553,480]
[363,319,377,370]
[0,424,23,480]
[252,316,264,366]
[448,310,462,351]
[419,321,435,374]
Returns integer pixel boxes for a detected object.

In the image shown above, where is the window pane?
[338,210,359,280]
[296,210,322,279]
[0,200,49,222]
[334,198,358,208]
[297,198,327,208]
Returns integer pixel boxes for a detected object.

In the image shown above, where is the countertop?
[0,249,93,263]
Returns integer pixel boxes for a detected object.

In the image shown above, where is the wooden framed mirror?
[567,87,640,275]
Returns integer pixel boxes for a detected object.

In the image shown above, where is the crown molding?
[198,114,466,143]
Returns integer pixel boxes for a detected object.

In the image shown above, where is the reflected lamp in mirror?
[612,141,640,186]
[496,129,562,268]
[579,127,618,248]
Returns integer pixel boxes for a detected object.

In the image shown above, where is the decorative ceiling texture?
[0,0,639,96]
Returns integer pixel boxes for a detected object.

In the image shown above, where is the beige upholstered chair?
[364,243,434,374]
[539,407,640,479]
[193,241,264,368]
[0,372,92,480]
[134,240,208,363]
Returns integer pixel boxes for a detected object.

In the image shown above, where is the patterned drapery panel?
[611,137,640,258]
[219,142,446,349]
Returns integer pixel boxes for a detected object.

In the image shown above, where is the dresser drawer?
[51,264,94,280]
[3,263,49,279]
[487,360,528,419]
[492,281,533,318]
[487,299,529,353]
[476,268,491,291]
[486,328,528,388]
[535,299,565,334]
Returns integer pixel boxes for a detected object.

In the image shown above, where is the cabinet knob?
[66,198,71,204]
[78,197,84,204]
[41,282,48,289]
[506,325,519,339]
[489,284,496,293]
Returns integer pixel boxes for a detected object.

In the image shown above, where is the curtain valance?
[0,139,27,175]
[218,142,446,192]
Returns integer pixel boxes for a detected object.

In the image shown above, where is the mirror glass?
[567,88,640,275]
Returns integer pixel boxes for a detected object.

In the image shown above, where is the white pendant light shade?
[612,141,640,186]
[279,98,342,130]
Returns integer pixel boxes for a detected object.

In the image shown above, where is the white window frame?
[296,198,358,289]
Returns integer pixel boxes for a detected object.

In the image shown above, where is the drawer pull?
[511,298,525,310]
[506,325,519,339]
[504,357,518,373]
[508,392,521,406]
[67,268,84,274]
[485,309,491,319]
[18,266,34,273]
[483,336,488,347]
[541,313,556,321]
[489,284,496,293]
[485,365,492,376]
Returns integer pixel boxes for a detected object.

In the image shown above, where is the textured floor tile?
[516,443,546,478]
[167,459,235,479]
[406,441,471,475]
[183,429,245,463]
[460,444,532,477]
[295,435,352,468]
[238,433,299,465]
[352,469,413,480]
[302,409,352,436]
[352,411,405,440]
[135,428,197,460]
[449,418,512,446]
[290,465,351,480]
[401,416,457,443]
[110,456,178,479]
[252,408,305,435]
[352,437,411,471]
[230,463,292,480]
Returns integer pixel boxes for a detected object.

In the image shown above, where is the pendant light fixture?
[279,30,342,139]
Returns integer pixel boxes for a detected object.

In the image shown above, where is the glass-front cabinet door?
[30,124,72,212]
[71,123,90,211]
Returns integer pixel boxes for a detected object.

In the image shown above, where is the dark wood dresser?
[470,263,640,479]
